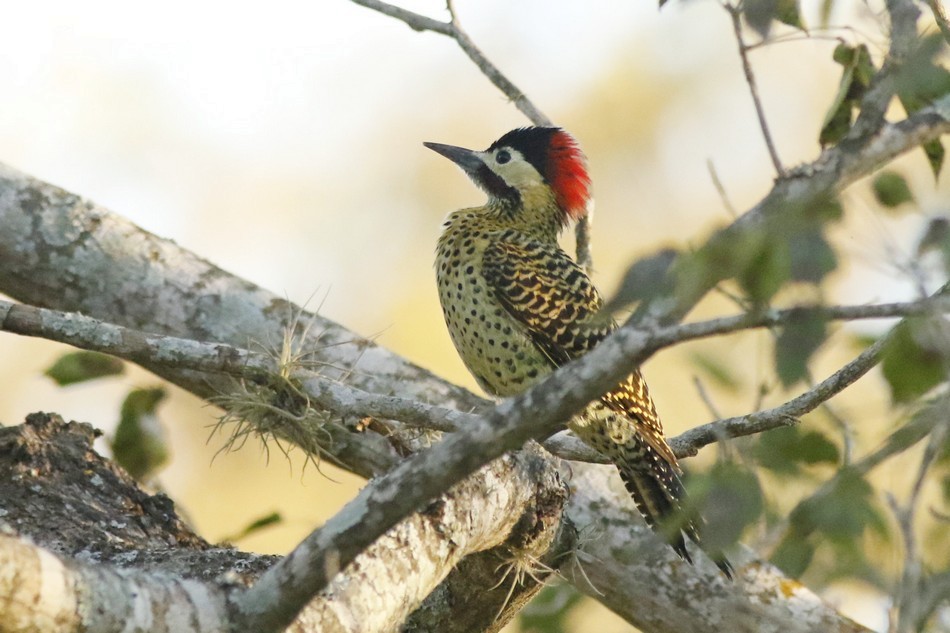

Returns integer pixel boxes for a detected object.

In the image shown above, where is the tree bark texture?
[0,162,871,632]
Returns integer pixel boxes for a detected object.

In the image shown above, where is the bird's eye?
[496,150,511,164]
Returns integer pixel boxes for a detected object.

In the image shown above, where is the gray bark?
[0,162,872,631]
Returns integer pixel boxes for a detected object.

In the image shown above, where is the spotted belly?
[436,260,551,398]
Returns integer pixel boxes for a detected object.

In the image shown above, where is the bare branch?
[574,215,594,275]
[350,0,550,126]
[6,292,950,466]
[5,289,950,466]
[671,336,886,456]
[349,0,452,35]
[927,0,950,44]
[889,406,950,632]
[347,1,598,274]
[724,3,785,177]
[706,158,739,217]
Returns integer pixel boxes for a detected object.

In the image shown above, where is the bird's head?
[424,126,592,227]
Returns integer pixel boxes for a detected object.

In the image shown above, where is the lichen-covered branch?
[0,414,568,633]
[563,462,872,633]
[0,163,883,631]
[4,294,949,465]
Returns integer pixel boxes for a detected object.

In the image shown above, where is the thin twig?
[671,335,885,456]
[693,375,725,420]
[804,367,856,465]
[706,158,738,217]
[443,0,552,126]
[348,0,595,272]
[724,2,785,177]
[927,0,950,44]
[350,0,551,124]
[886,409,948,633]
[650,296,950,348]
[574,215,594,274]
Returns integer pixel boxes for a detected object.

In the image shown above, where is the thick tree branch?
[563,462,872,633]
[0,414,568,633]
[5,295,949,465]
[0,162,890,632]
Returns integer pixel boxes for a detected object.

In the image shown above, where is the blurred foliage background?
[1,1,949,631]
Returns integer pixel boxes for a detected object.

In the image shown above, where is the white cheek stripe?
[479,149,544,189]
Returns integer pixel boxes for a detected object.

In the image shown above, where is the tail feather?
[616,443,734,580]
[571,398,735,579]
[618,465,693,564]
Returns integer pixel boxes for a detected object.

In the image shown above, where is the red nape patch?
[546,130,591,223]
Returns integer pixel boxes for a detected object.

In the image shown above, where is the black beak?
[423,142,485,174]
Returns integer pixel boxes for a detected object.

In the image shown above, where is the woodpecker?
[426,126,733,578]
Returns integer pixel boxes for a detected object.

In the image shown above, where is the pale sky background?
[1,1,947,631]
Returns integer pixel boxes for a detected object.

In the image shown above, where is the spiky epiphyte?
[427,126,733,578]
[210,306,335,472]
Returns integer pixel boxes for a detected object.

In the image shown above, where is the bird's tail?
[615,445,735,580]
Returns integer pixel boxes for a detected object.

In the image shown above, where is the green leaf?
[788,229,837,284]
[604,248,678,313]
[44,351,124,386]
[850,333,880,351]
[735,0,808,36]
[881,317,950,403]
[808,195,844,223]
[775,0,805,29]
[917,217,950,256]
[754,425,839,475]
[894,34,950,178]
[736,232,790,306]
[672,197,840,311]
[872,171,915,209]
[893,34,950,103]
[770,533,816,578]
[111,387,169,481]
[820,44,875,147]
[923,140,946,180]
[686,462,764,553]
[819,84,855,147]
[851,45,875,88]
[775,309,827,387]
[673,227,764,307]
[916,216,950,276]
[789,469,888,542]
[221,512,283,543]
[743,0,780,38]
[518,584,584,633]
